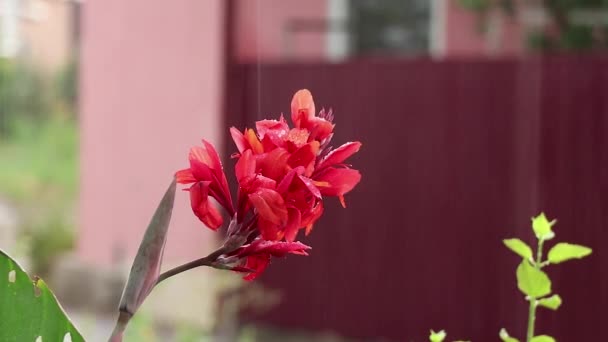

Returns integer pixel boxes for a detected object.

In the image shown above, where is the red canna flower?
[176,89,361,280]
[229,239,311,280]
[175,140,235,230]
[229,89,362,242]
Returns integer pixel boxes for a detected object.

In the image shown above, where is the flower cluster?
[176,89,361,280]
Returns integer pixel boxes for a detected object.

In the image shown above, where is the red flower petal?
[317,141,362,171]
[314,168,361,207]
[305,116,334,142]
[283,208,302,242]
[287,141,319,177]
[230,127,248,153]
[238,239,311,257]
[291,89,315,127]
[257,147,290,181]
[189,182,223,230]
[248,188,288,226]
[242,254,271,281]
[301,201,324,235]
[235,149,256,182]
[256,118,289,141]
[175,168,195,184]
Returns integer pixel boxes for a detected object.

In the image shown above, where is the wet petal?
[249,188,288,225]
[258,148,290,181]
[317,141,361,171]
[235,149,256,181]
[189,182,223,230]
[287,142,319,177]
[315,168,361,198]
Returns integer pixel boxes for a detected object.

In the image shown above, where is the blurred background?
[1,0,607,341]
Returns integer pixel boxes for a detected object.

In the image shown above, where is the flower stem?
[526,238,545,342]
[155,245,230,286]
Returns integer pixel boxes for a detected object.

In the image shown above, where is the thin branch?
[155,245,230,286]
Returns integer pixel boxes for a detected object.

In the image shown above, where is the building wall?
[233,0,329,62]
[443,0,524,57]
[79,0,225,267]
[20,0,74,71]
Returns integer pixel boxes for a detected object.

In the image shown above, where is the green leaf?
[0,249,85,342]
[532,213,556,240]
[503,239,533,260]
[516,259,551,298]
[499,328,520,342]
[429,329,447,342]
[530,335,555,342]
[113,178,177,340]
[547,243,592,264]
[538,294,562,310]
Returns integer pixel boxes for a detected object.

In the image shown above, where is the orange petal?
[290,89,315,127]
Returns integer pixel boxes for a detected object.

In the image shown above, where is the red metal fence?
[225,56,608,341]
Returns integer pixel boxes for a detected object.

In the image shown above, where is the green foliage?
[504,239,533,260]
[500,328,520,342]
[0,59,51,137]
[530,336,555,342]
[538,295,562,311]
[504,212,592,342]
[429,329,447,342]
[55,57,79,114]
[457,0,608,51]
[547,243,592,264]
[26,216,75,277]
[516,260,551,298]
[0,249,84,342]
[0,117,78,204]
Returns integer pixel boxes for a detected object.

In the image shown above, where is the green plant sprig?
[500,213,592,342]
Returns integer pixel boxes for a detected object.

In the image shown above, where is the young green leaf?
[516,260,551,298]
[547,243,592,264]
[503,239,533,260]
[499,328,520,342]
[429,329,447,342]
[538,294,562,310]
[530,335,555,342]
[531,213,556,240]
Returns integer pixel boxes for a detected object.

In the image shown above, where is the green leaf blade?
[503,238,533,260]
[516,260,551,298]
[538,294,562,310]
[548,243,592,264]
[0,249,85,342]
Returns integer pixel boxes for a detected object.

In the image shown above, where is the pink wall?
[233,0,328,62]
[79,0,225,266]
[444,1,524,57]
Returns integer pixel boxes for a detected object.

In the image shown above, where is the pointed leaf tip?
[547,243,592,264]
[503,238,533,260]
[538,294,562,310]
